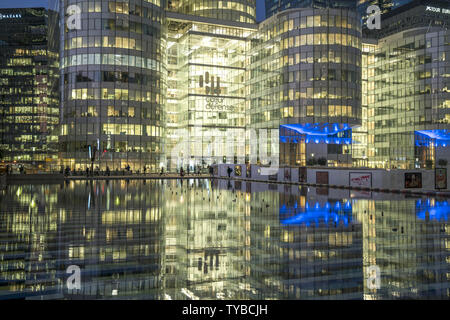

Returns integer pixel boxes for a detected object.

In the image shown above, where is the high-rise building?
[0,6,60,171]
[165,1,256,170]
[265,0,357,19]
[365,1,450,169]
[59,0,166,173]
[248,7,362,167]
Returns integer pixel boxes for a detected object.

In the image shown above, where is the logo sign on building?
[0,13,22,19]
[349,172,372,188]
[199,72,221,95]
[426,6,450,14]
[199,71,236,112]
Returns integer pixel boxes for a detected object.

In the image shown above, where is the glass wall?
[167,0,256,24]
[247,8,362,167]
[166,20,253,171]
[0,8,60,172]
[59,0,166,172]
[367,29,450,169]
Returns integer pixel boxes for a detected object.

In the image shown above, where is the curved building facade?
[248,8,362,166]
[167,0,256,23]
[59,0,166,172]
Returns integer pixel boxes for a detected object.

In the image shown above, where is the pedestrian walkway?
[66,173,213,180]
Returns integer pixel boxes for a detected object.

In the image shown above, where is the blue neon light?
[280,123,354,145]
[416,130,450,141]
[281,123,353,136]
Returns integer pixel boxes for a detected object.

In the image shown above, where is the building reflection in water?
[0,179,448,300]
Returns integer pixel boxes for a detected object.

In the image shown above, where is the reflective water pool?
[0,179,449,300]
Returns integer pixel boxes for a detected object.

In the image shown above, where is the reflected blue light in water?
[281,135,352,145]
[416,200,449,221]
[280,201,352,227]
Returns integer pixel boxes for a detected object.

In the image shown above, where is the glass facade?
[265,0,357,19]
[0,7,60,171]
[164,1,256,171]
[166,21,253,170]
[1,180,448,299]
[167,0,256,23]
[248,8,362,167]
[59,0,166,173]
[365,3,450,169]
[1,0,449,171]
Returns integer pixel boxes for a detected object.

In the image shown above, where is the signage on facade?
[0,13,22,19]
[426,6,450,14]
[205,97,235,112]
[199,72,236,112]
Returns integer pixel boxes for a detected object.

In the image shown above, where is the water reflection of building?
[162,179,247,299]
[57,180,166,299]
[0,185,61,299]
[0,180,167,299]
[243,186,364,299]
[0,179,449,300]
[354,195,450,299]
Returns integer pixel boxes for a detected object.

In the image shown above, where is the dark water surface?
[0,179,448,300]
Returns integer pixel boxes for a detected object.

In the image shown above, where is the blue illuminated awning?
[280,123,354,144]
[416,130,450,141]
[281,123,353,136]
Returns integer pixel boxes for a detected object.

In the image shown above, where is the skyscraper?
[248,7,362,167]
[59,0,166,173]
[365,0,450,169]
[165,1,256,170]
[0,6,59,171]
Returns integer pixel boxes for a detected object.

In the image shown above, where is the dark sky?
[2,0,266,21]
[0,0,49,8]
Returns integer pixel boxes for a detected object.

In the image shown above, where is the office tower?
[265,0,357,19]
[167,0,256,23]
[248,8,362,167]
[59,0,166,173]
[365,1,450,169]
[165,1,256,170]
[0,6,59,171]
